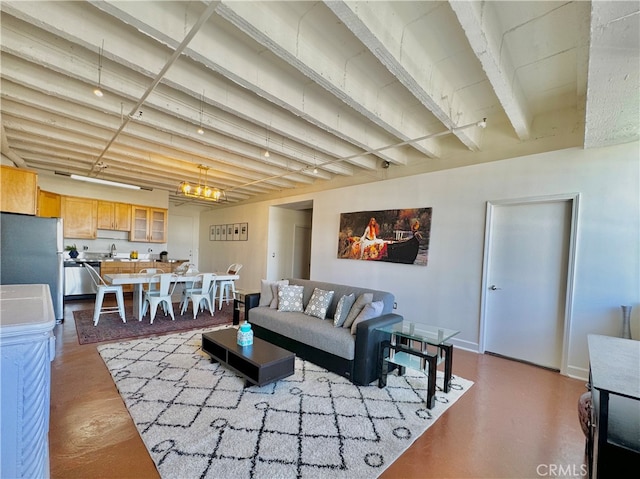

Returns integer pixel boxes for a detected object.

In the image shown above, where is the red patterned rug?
[73,302,234,345]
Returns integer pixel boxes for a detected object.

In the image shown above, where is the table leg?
[378,340,390,388]
[440,343,454,393]
[426,353,437,409]
[133,283,144,320]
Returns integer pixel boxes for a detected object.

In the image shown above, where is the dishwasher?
[64,261,100,297]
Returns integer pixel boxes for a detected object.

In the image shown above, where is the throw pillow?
[333,293,356,327]
[343,293,373,328]
[269,280,289,308]
[350,300,384,334]
[277,285,304,312]
[259,279,273,307]
[304,288,334,320]
[259,279,289,308]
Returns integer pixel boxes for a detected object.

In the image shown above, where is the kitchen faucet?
[110,243,117,257]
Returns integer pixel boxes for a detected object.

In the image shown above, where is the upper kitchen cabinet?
[130,206,167,243]
[37,190,61,218]
[97,201,131,231]
[1,165,38,215]
[61,196,97,238]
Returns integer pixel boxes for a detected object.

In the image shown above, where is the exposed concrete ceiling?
[1,1,638,207]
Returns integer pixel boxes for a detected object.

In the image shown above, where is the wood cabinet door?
[61,196,97,238]
[130,206,149,242]
[1,165,38,215]
[114,203,131,231]
[149,208,167,243]
[97,201,115,229]
[38,190,61,217]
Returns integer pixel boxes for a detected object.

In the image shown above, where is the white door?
[483,199,573,370]
[167,215,194,264]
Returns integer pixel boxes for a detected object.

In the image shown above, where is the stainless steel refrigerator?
[1,212,64,321]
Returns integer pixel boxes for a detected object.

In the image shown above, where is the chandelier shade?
[177,165,225,202]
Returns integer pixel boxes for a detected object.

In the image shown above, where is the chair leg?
[149,301,159,324]
[115,289,126,323]
[165,300,176,321]
[94,288,106,326]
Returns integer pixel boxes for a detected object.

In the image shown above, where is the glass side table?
[375,322,460,409]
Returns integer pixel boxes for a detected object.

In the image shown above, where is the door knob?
[489,285,501,290]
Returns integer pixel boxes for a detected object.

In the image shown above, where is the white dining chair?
[138,268,164,293]
[218,263,242,309]
[142,273,178,324]
[180,273,217,319]
[84,263,126,326]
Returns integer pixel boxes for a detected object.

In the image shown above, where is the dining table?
[103,272,240,321]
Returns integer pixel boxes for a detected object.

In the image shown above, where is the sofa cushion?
[304,288,334,319]
[350,300,384,334]
[343,293,373,328]
[333,293,356,327]
[249,307,356,360]
[278,285,304,312]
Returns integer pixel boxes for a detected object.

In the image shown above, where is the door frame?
[479,193,580,375]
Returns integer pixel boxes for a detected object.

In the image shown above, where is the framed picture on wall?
[233,223,240,241]
[240,223,248,241]
[215,225,221,241]
[227,224,233,239]
[220,225,227,241]
[209,225,216,241]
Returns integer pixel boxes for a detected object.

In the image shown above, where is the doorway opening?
[268,200,313,280]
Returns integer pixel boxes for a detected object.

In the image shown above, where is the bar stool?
[84,263,126,326]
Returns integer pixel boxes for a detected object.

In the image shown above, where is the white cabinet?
[0,284,56,479]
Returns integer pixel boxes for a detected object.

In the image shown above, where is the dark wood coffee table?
[201,328,295,387]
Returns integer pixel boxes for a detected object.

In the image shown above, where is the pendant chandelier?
[177,164,225,202]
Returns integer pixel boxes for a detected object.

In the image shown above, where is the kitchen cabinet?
[37,190,62,218]
[61,196,97,239]
[130,206,167,243]
[1,165,38,215]
[97,201,131,231]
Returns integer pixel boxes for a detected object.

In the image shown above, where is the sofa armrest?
[245,292,261,312]
[353,313,403,385]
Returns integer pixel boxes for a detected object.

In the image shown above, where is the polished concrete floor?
[50,298,587,479]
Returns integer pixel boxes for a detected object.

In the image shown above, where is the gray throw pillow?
[304,288,334,319]
[277,285,304,312]
[350,300,384,334]
[259,279,274,307]
[333,293,355,327]
[268,280,289,308]
[343,293,373,328]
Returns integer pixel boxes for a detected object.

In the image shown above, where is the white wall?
[199,142,639,377]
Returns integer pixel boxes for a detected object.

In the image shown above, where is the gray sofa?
[246,278,403,385]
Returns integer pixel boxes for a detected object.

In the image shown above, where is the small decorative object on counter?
[237,321,253,347]
[130,250,138,259]
[65,244,79,258]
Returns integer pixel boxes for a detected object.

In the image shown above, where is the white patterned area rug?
[98,327,473,479]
